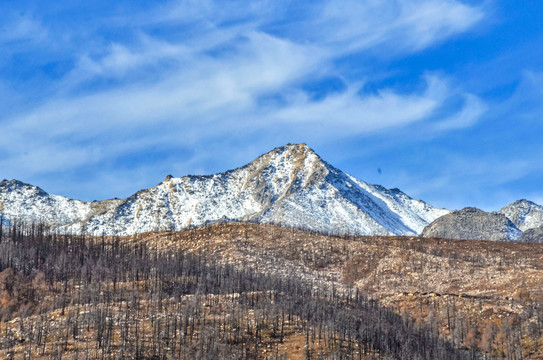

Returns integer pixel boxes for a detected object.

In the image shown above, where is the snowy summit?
[0,144,448,236]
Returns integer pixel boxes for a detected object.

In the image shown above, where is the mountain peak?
[265,143,319,162]
[456,207,484,214]
[509,199,538,207]
[498,199,543,232]
[244,143,327,183]
[0,179,25,187]
[0,179,48,195]
[0,144,448,236]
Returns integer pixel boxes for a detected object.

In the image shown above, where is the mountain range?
[1,143,542,240]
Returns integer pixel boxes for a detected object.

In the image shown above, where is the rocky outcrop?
[421,207,521,241]
[519,226,543,243]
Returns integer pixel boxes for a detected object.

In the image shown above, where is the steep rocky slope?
[421,207,522,241]
[519,225,543,243]
[498,199,543,231]
[0,144,448,236]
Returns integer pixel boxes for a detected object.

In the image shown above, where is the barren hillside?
[136,223,543,358]
[1,222,542,358]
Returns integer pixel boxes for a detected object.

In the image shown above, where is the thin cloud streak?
[296,0,485,55]
[270,77,445,135]
[0,13,47,45]
[0,64,473,178]
[395,156,539,211]
[0,0,490,202]
[433,94,488,131]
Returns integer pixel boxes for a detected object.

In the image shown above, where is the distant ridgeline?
[421,201,543,242]
[0,144,449,236]
[1,144,543,241]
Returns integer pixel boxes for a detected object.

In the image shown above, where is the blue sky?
[1,0,542,210]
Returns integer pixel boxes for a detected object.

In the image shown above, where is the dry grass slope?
[1,222,542,359]
[134,223,543,358]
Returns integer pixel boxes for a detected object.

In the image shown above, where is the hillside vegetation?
[0,221,542,358]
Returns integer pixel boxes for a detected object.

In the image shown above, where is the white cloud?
[0,14,47,44]
[433,94,488,131]
[305,0,484,54]
[398,0,484,50]
[60,33,203,89]
[494,71,543,119]
[0,44,464,179]
[269,76,446,136]
[0,0,488,200]
[131,0,485,56]
[0,32,324,172]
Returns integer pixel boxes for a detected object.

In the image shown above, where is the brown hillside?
[1,222,542,358]
[133,223,543,357]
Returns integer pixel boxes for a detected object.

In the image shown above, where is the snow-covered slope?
[0,144,448,236]
[0,179,89,226]
[498,199,543,232]
[0,179,125,230]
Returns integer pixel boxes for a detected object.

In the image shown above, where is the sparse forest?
[0,219,542,359]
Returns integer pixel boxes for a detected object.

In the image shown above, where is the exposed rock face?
[421,207,522,241]
[498,199,543,231]
[519,226,543,243]
[0,144,448,236]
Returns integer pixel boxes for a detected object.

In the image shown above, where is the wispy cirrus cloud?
[270,75,448,136]
[304,0,485,54]
[398,154,540,211]
[432,94,488,131]
[0,13,47,45]
[0,0,489,201]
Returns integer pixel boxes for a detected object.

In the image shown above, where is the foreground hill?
[0,222,472,359]
[0,143,448,236]
[126,223,543,358]
[1,222,542,358]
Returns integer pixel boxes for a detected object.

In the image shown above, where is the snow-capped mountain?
[498,199,543,232]
[0,143,449,236]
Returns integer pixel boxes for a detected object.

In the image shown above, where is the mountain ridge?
[2,143,542,239]
[0,143,448,236]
